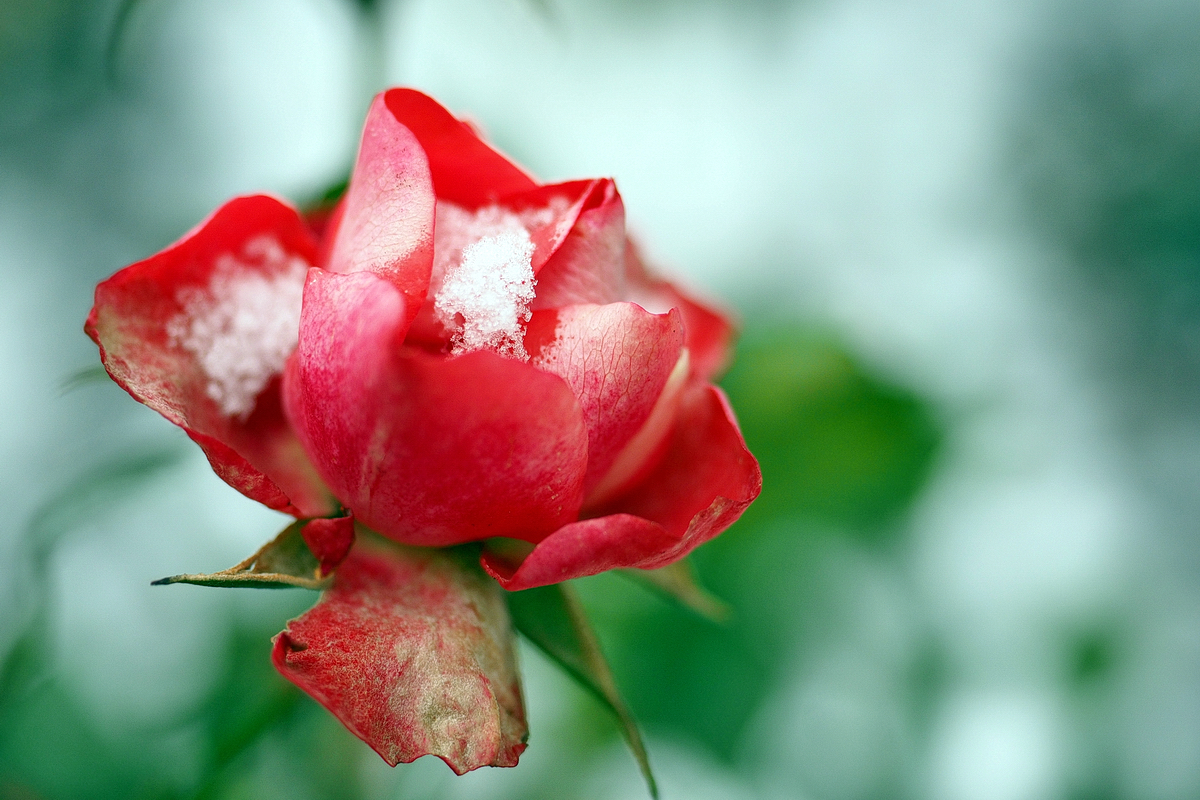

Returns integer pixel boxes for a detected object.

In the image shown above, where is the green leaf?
[507,583,658,799]
[720,326,941,536]
[105,0,142,87]
[620,559,731,623]
[152,521,329,590]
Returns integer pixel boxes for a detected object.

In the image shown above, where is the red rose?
[86,88,760,774]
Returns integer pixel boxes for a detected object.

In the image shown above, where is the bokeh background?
[3,0,1199,797]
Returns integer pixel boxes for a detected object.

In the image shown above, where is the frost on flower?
[167,236,308,418]
[432,201,562,359]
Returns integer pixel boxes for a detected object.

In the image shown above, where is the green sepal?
[506,583,658,799]
[620,559,731,623]
[152,521,328,590]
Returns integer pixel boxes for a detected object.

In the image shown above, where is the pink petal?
[287,269,589,547]
[273,538,527,772]
[86,195,334,517]
[519,179,621,279]
[625,240,736,382]
[532,179,628,309]
[483,383,761,590]
[383,88,537,207]
[524,302,684,496]
[301,515,356,576]
[325,93,436,315]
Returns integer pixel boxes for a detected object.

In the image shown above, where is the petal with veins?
[525,302,685,498]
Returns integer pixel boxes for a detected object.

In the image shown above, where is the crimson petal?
[383,88,537,207]
[406,178,624,349]
[86,195,334,517]
[301,515,356,577]
[483,383,761,590]
[273,538,527,772]
[286,269,589,547]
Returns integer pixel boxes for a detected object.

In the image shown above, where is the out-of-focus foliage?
[1016,0,1200,415]
[722,328,940,534]
[509,583,658,797]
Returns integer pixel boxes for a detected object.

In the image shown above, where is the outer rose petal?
[86,195,333,517]
[483,383,761,590]
[286,269,589,546]
[524,303,684,495]
[625,240,736,382]
[532,179,628,309]
[325,93,436,314]
[383,88,537,207]
[273,538,527,772]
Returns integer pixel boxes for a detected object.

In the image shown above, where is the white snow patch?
[167,236,308,418]
[431,200,565,359]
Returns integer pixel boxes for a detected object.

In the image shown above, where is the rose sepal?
[506,582,658,799]
[620,559,731,623]
[151,515,354,590]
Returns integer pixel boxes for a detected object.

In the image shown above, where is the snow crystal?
[432,201,564,359]
[167,236,309,419]
[435,229,536,359]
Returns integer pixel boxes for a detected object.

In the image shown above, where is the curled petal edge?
[482,384,762,590]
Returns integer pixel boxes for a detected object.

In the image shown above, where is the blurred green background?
[2,0,1199,798]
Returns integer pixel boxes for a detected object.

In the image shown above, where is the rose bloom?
[86,88,761,771]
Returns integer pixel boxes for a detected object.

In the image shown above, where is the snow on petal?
[166,235,308,418]
[431,200,567,359]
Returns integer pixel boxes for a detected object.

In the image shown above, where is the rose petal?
[86,195,334,517]
[325,93,436,314]
[483,383,761,590]
[625,240,736,382]
[383,88,537,207]
[532,179,628,309]
[518,178,621,279]
[287,269,589,546]
[273,538,527,772]
[596,383,760,548]
[482,514,676,588]
[524,302,684,496]
[583,347,690,509]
